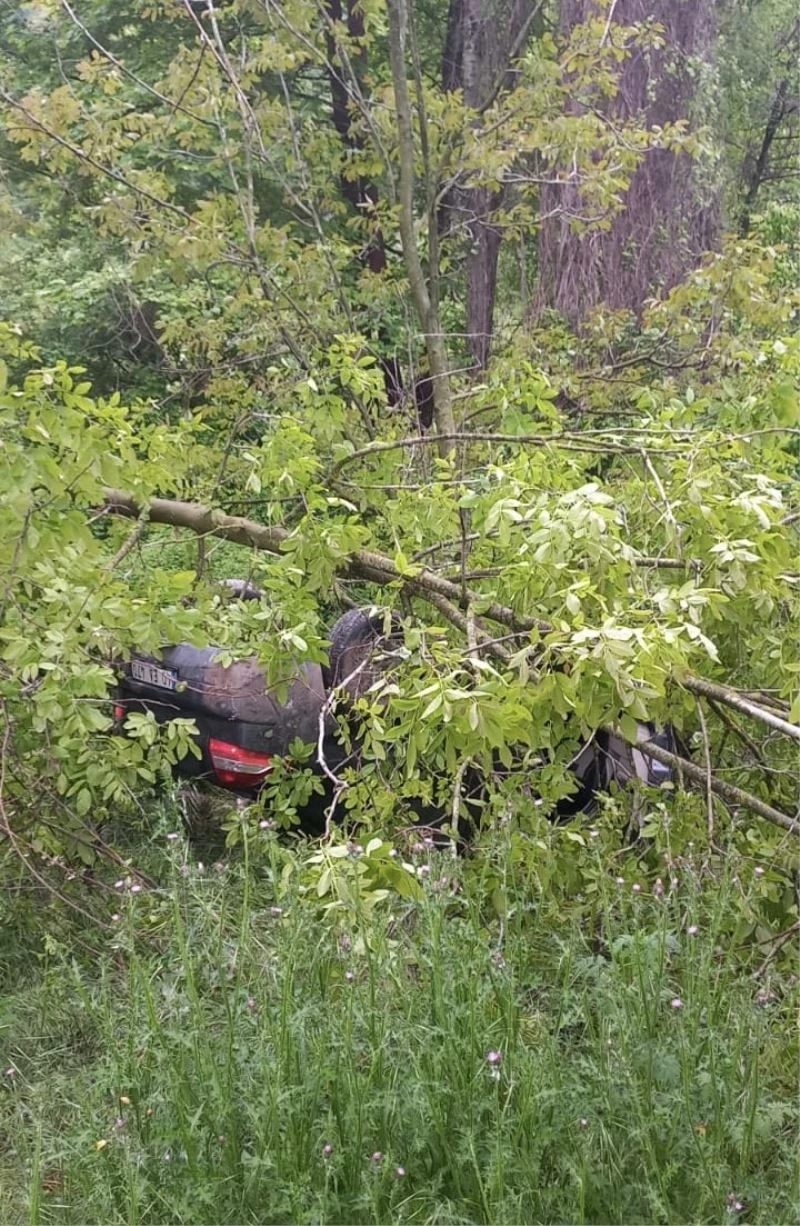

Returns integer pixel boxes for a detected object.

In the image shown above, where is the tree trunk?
[387,0,457,453]
[440,0,539,370]
[325,0,404,409]
[739,76,792,236]
[535,0,721,328]
[324,0,386,275]
[465,189,503,370]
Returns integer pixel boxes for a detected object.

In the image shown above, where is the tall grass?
[0,822,797,1225]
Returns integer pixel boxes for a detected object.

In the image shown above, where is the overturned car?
[114,586,679,835]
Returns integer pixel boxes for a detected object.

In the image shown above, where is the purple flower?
[371,1151,383,1164]
[322,1143,333,1158]
[485,1050,503,1066]
[687,924,699,936]
[671,997,683,1010]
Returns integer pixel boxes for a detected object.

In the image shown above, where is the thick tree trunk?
[535,0,721,327]
[466,189,503,371]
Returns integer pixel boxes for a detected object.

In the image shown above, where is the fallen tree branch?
[102,489,553,637]
[101,487,800,835]
[636,738,798,835]
[103,488,800,730]
[680,676,800,743]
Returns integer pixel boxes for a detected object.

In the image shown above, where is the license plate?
[131,659,178,690]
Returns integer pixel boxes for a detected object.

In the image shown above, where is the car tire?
[327,608,401,700]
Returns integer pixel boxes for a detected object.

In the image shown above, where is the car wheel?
[327,608,402,701]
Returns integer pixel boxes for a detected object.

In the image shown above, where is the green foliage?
[1,222,799,868]
[0,7,798,1220]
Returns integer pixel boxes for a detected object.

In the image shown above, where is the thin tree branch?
[634,738,798,835]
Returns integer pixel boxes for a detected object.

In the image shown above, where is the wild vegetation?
[0,0,798,1222]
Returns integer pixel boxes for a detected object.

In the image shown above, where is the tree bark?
[440,0,539,370]
[535,0,721,327]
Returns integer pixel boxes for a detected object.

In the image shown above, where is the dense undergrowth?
[1,796,797,1226]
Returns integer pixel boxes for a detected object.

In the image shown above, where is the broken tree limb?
[679,676,800,743]
[103,490,290,553]
[102,488,553,637]
[637,738,798,835]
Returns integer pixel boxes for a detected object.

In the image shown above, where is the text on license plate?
[131,660,178,690]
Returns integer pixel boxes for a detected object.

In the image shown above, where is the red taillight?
[209,738,272,788]
[114,704,126,722]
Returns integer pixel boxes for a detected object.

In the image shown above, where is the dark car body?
[114,600,679,830]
